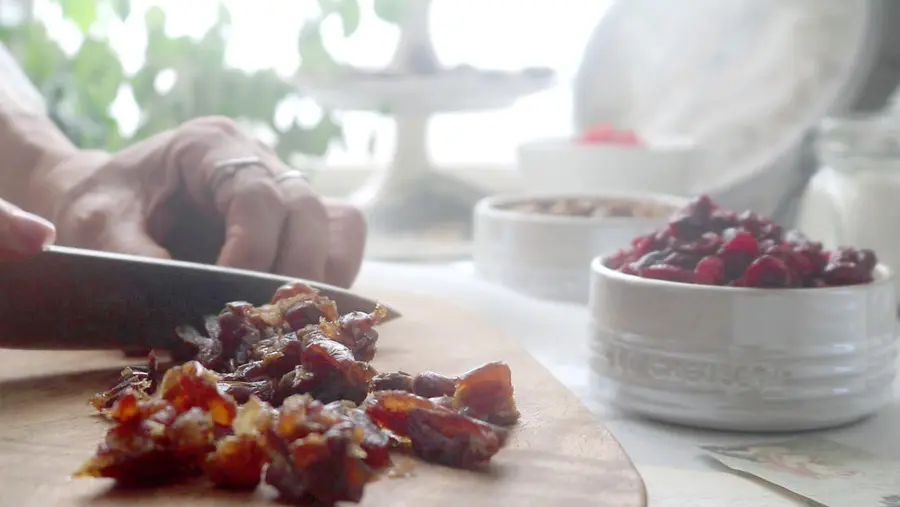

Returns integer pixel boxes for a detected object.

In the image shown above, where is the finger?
[216,172,288,272]
[0,199,55,261]
[273,178,330,281]
[167,117,274,216]
[321,198,367,288]
[101,214,172,259]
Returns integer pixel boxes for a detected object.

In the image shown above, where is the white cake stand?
[297,0,554,261]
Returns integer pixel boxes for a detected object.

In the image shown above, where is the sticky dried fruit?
[606,195,878,288]
[79,282,521,505]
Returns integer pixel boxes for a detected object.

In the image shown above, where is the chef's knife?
[0,245,399,350]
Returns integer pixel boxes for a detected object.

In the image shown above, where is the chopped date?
[205,434,268,490]
[412,371,457,398]
[454,362,520,425]
[364,391,509,468]
[406,407,509,468]
[88,351,162,411]
[370,371,414,392]
[204,398,274,490]
[363,391,438,436]
[74,390,217,484]
[78,281,520,506]
[265,424,373,505]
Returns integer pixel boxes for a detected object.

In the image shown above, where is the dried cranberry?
[822,262,872,286]
[758,223,784,242]
[630,234,659,257]
[829,248,855,264]
[694,256,724,285]
[764,244,816,281]
[619,264,639,276]
[784,230,809,245]
[709,210,739,231]
[742,255,793,288]
[667,216,704,241]
[828,247,877,273]
[639,265,695,284]
[687,195,716,219]
[663,252,701,270]
[785,230,823,252]
[673,232,721,256]
[720,229,760,258]
[857,249,878,273]
[737,210,768,236]
[632,251,669,270]
[758,239,778,252]
[611,196,878,289]
[605,249,632,270]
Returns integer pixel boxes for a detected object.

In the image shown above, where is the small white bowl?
[589,257,898,432]
[473,192,689,304]
[517,137,699,196]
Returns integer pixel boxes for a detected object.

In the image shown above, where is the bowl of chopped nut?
[473,191,688,303]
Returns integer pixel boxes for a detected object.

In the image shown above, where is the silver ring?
[273,171,308,184]
[209,156,272,194]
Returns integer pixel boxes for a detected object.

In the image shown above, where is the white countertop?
[357,261,897,506]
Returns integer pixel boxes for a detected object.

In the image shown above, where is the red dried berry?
[634,251,668,270]
[743,255,793,288]
[673,232,721,256]
[720,229,760,258]
[758,223,784,242]
[857,249,878,273]
[694,256,724,285]
[664,252,702,270]
[822,262,872,286]
[639,265,695,284]
[611,196,878,289]
[709,210,739,231]
[605,250,631,270]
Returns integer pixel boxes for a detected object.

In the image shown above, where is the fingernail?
[9,209,56,252]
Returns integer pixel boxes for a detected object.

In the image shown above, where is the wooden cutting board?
[0,289,646,507]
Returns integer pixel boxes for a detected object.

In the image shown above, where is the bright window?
[35,0,611,168]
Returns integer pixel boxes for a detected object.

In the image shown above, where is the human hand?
[32,116,366,288]
[0,198,55,261]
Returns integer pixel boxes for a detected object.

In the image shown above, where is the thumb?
[101,218,172,260]
[0,199,56,261]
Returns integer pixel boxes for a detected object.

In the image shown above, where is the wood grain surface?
[0,289,646,507]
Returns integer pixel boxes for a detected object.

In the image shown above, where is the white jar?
[797,113,900,301]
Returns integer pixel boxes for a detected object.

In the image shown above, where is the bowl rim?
[517,136,698,154]
[591,255,895,293]
[475,191,690,226]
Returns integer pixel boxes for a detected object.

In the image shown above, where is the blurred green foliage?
[0,0,405,160]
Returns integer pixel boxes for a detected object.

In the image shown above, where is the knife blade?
[0,245,399,350]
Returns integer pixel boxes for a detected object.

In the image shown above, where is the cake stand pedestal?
[297,0,553,260]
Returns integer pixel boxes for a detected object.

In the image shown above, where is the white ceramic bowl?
[589,257,898,432]
[473,192,689,304]
[517,137,699,196]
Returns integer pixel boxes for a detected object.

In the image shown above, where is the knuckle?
[59,197,115,246]
[180,115,244,140]
[238,177,284,205]
[330,203,367,238]
[288,192,327,218]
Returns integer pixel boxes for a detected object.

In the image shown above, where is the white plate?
[573,0,882,207]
